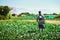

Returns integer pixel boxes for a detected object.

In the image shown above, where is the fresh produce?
[0,21,60,40]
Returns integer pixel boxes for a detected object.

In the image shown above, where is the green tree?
[55,14,60,18]
[0,6,11,20]
[12,13,16,16]
[53,13,57,15]
[21,12,30,15]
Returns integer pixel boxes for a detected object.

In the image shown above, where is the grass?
[0,20,60,40]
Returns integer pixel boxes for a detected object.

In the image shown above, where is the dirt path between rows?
[46,20,60,24]
[21,20,60,24]
[0,20,60,24]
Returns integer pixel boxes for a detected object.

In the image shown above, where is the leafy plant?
[0,21,60,40]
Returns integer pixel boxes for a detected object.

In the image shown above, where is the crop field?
[0,20,60,40]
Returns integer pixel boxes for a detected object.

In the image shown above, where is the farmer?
[37,11,45,32]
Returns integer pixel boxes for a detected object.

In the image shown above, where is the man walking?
[37,11,45,32]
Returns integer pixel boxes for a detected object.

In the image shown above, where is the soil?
[21,20,60,24]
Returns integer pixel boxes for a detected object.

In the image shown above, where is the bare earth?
[21,20,60,24]
[46,20,60,24]
[0,20,60,24]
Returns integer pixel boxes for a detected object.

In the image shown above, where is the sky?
[0,0,60,14]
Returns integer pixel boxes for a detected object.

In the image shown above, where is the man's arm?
[36,16,45,24]
[42,16,45,24]
[36,16,39,22]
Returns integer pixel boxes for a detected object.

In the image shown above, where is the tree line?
[0,6,11,20]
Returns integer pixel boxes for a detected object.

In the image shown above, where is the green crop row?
[0,21,60,40]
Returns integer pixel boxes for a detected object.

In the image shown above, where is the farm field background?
[0,19,60,40]
[0,0,60,40]
[0,14,60,40]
